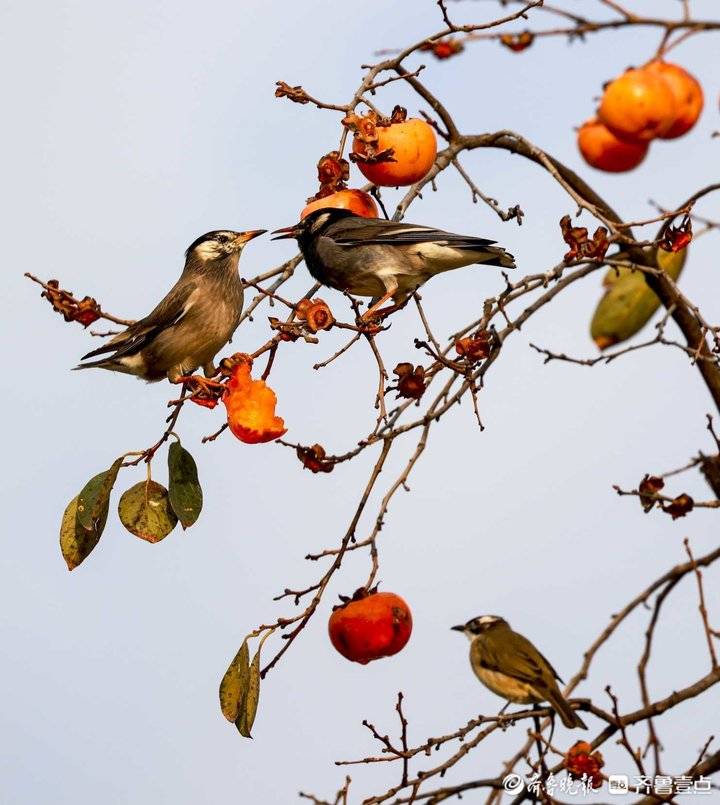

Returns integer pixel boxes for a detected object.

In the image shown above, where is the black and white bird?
[273,208,515,319]
[75,229,265,382]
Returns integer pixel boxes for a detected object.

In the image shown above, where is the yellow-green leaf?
[590,246,687,350]
[76,459,123,532]
[60,495,99,571]
[168,442,203,529]
[236,648,261,738]
[219,640,250,722]
[118,480,178,543]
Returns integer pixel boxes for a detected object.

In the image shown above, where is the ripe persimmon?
[598,67,676,143]
[352,115,437,187]
[645,61,703,139]
[301,189,378,219]
[328,589,412,664]
[577,118,649,172]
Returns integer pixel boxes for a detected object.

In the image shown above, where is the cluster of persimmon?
[328,588,413,664]
[301,106,438,220]
[578,60,704,173]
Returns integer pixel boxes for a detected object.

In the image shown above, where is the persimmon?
[328,589,412,664]
[577,118,649,172]
[598,67,676,143]
[351,111,437,187]
[223,361,286,444]
[301,189,378,219]
[645,61,704,139]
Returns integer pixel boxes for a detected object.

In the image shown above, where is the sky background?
[2,1,720,802]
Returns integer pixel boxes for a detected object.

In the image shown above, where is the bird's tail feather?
[478,246,516,269]
[547,690,587,730]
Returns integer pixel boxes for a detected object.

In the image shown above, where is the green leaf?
[60,495,99,570]
[167,441,203,529]
[118,480,178,543]
[236,648,261,738]
[590,245,687,349]
[219,640,250,722]
[76,459,123,532]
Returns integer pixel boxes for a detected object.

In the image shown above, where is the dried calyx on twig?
[342,105,408,165]
[560,215,610,263]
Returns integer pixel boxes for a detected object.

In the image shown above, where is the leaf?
[76,459,123,532]
[219,640,250,722]
[167,442,203,529]
[60,495,100,570]
[236,648,261,738]
[590,245,687,349]
[118,480,178,543]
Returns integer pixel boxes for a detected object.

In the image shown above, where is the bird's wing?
[477,630,561,687]
[327,217,497,250]
[80,281,197,362]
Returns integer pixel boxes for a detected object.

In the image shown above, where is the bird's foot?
[172,374,227,409]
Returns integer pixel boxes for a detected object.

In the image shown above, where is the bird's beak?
[271,224,300,241]
[237,229,267,245]
[451,625,466,633]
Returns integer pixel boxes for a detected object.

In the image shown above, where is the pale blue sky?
[2,1,719,802]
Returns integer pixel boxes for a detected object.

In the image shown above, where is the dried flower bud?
[343,109,397,165]
[455,331,492,362]
[500,31,534,52]
[659,217,692,253]
[662,493,694,520]
[564,741,604,789]
[295,298,335,333]
[393,363,427,400]
[420,38,464,60]
[560,215,609,263]
[638,474,665,512]
[296,443,334,474]
[274,81,311,104]
[40,279,103,327]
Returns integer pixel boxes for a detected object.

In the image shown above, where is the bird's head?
[451,615,508,640]
[271,208,356,246]
[185,229,266,267]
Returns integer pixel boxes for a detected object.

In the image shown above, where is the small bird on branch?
[272,208,515,320]
[452,615,587,730]
[75,229,265,382]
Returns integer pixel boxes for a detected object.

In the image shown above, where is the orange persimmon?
[577,118,649,172]
[598,67,676,143]
[301,189,378,219]
[645,61,703,139]
[223,362,286,444]
[352,115,437,187]
[328,590,413,664]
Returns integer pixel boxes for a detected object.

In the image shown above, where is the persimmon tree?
[27,0,720,801]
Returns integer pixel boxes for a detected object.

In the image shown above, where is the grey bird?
[452,615,587,730]
[272,208,515,320]
[75,229,265,382]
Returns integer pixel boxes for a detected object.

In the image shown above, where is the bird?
[272,208,515,320]
[452,615,587,730]
[74,229,266,382]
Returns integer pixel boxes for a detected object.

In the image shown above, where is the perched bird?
[75,229,265,382]
[272,208,515,320]
[452,615,587,730]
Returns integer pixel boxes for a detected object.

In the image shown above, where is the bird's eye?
[218,234,230,244]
